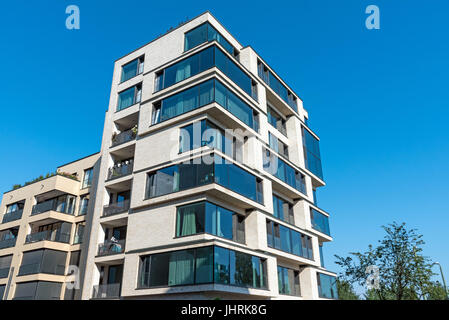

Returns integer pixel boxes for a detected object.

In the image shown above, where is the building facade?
[0,11,338,300]
[0,153,100,300]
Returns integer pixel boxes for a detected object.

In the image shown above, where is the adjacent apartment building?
[0,11,338,300]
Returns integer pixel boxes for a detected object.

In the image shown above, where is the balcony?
[97,240,125,256]
[107,161,133,181]
[0,238,16,249]
[111,128,137,147]
[92,283,121,299]
[2,209,23,224]
[25,230,70,244]
[31,197,75,216]
[102,200,130,217]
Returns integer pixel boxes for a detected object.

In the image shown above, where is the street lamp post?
[432,262,448,300]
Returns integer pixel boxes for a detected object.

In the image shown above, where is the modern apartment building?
[0,153,100,300]
[0,11,337,300]
[79,12,337,300]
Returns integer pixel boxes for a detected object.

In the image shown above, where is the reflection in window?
[302,126,323,180]
[117,84,142,111]
[278,266,300,296]
[184,23,236,56]
[121,56,144,82]
[82,168,93,189]
[310,208,330,236]
[317,272,338,299]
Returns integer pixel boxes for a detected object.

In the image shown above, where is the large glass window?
[310,208,330,236]
[121,56,144,82]
[263,148,306,195]
[184,23,235,56]
[79,195,89,215]
[18,249,67,276]
[302,126,323,180]
[82,168,93,189]
[266,219,313,260]
[269,132,289,159]
[0,285,5,300]
[176,201,245,243]
[13,281,62,300]
[317,273,338,299]
[272,194,294,224]
[0,255,12,279]
[138,246,266,289]
[117,84,142,111]
[257,60,297,112]
[146,154,263,204]
[151,78,258,132]
[277,266,300,296]
[267,106,287,136]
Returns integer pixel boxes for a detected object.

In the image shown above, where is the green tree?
[336,279,359,300]
[335,222,438,300]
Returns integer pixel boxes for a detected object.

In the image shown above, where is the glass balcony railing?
[0,237,16,249]
[31,198,75,216]
[25,230,70,244]
[102,200,130,217]
[18,262,66,276]
[92,283,121,299]
[97,240,126,256]
[111,128,137,147]
[2,209,23,223]
[107,162,133,180]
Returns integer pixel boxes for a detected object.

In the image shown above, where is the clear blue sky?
[1,0,448,283]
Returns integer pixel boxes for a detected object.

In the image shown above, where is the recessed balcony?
[31,194,76,216]
[25,229,70,244]
[111,127,137,148]
[2,209,23,224]
[97,240,126,256]
[107,160,133,181]
[102,200,130,217]
[92,283,121,299]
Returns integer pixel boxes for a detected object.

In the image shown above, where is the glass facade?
[155,45,256,100]
[152,78,258,132]
[317,272,338,299]
[180,119,229,154]
[257,60,297,112]
[146,154,263,204]
[139,246,266,289]
[310,208,330,236]
[277,266,300,296]
[18,249,67,276]
[13,281,62,300]
[266,219,313,260]
[272,194,294,224]
[302,126,323,180]
[121,56,144,82]
[176,201,245,243]
[267,106,287,136]
[117,84,142,111]
[262,148,307,195]
[269,132,289,159]
[184,23,235,56]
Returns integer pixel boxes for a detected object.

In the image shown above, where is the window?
[79,195,89,215]
[121,56,144,82]
[302,126,323,180]
[82,168,93,189]
[184,22,236,57]
[176,201,245,243]
[3,200,25,223]
[267,106,287,136]
[266,219,313,260]
[0,255,12,279]
[146,154,263,204]
[74,223,85,244]
[312,188,317,205]
[263,148,306,194]
[151,78,259,131]
[19,249,67,276]
[319,243,325,267]
[5,201,24,214]
[117,84,142,111]
[269,132,289,159]
[317,273,338,299]
[272,194,294,224]
[0,285,5,300]
[310,208,330,236]
[138,246,266,290]
[13,281,62,300]
[278,266,300,296]
[257,60,297,112]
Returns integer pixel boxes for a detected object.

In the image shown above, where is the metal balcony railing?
[0,237,16,249]
[25,230,70,244]
[92,283,121,299]
[107,162,133,180]
[102,200,130,217]
[97,240,126,256]
[111,129,137,147]
[2,209,23,223]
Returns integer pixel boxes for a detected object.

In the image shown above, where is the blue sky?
[1,0,448,287]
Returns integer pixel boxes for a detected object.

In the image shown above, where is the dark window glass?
[302,126,323,180]
[121,56,144,82]
[317,273,338,299]
[310,208,330,236]
[214,246,230,285]
[117,84,141,111]
[0,285,5,300]
[184,23,235,56]
[278,266,300,296]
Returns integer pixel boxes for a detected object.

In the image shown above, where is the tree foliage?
[335,222,446,300]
